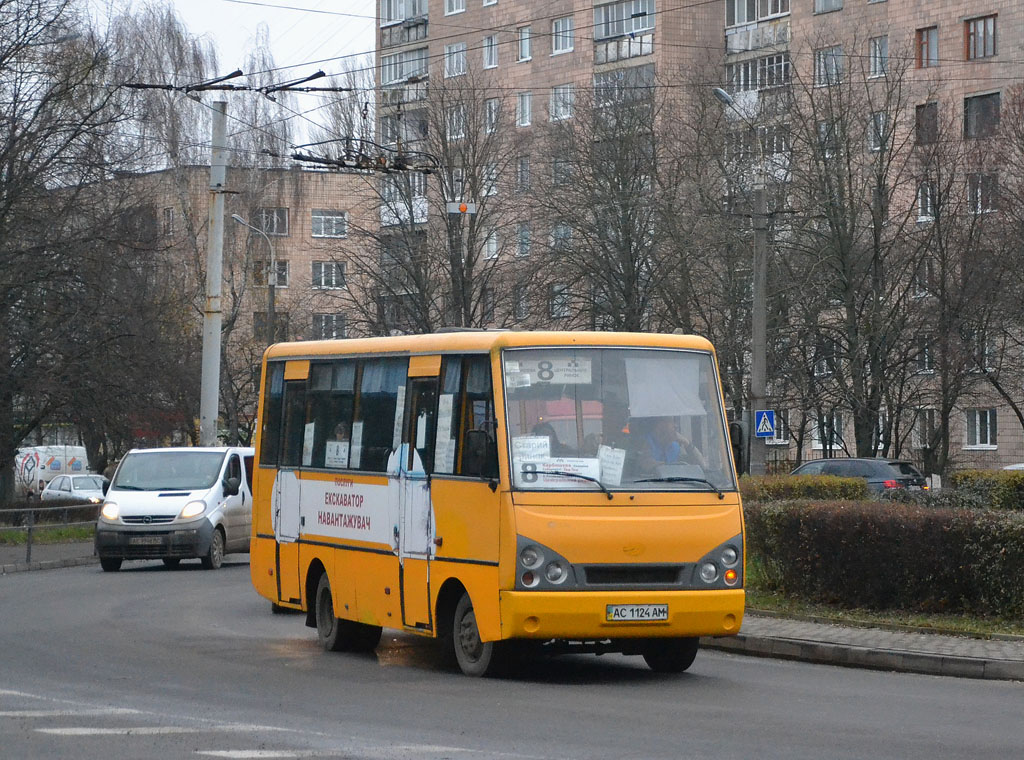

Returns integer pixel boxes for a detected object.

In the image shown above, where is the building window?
[484,230,499,259]
[594,0,654,40]
[758,53,791,89]
[913,408,936,449]
[768,410,790,445]
[162,207,174,236]
[312,261,346,289]
[550,83,575,121]
[965,408,997,448]
[968,173,998,214]
[256,207,289,236]
[915,102,937,145]
[483,163,498,196]
[516,156,530,191]
[517,26,531,61]
[916,334,934,373]
[814,46,843,86]
[869,36,888,77]
[513,285,529,320]
[965,15,996,60]
[444,43,466,77]
[483,34,498,68]
[814,0,842,12]
[447,104,466,139]
[311,209,347,238]
[552,158,571,186]
[965,328,995,372]
[380,47,427,85]
[914,257,934,296]
[485,98,499,133]
[552,16,574,54]
[517,222,531,256]
[445,0,465,15]
[964,92,1000,138]
[917,180,937,220]
[483,0,496,6]
[916,26,938,68]
[813,339,837,377]
[516,92,532,126]
[817,120,837,159]
[551,221,571,250]
[313,313,346,340]
[810,411,844,451]
[550,284,570,319]
[445,167,465,202]
[758,0,789,15]
[868,112,887,152]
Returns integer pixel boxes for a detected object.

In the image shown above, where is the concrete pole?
[199,101,227,447]
[749,185,768,475]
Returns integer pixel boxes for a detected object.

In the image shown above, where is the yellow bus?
[250,331,744,676]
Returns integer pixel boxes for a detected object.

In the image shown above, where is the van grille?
[582,565,685,587]
[122,515,176,525]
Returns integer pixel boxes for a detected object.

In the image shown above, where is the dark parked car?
[790,457,928,496]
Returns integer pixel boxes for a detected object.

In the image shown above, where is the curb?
[1,556,97,575]
[701,634,1024,682]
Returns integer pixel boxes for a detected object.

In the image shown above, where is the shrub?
[744,499,1024,617]
[947,470,1024,510]
[740,474,868,502]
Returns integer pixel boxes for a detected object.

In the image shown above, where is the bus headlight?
[699,562,719,583]
[179,501,207,519]
[520,545,544,569]
[720,546,739,567]
[544,561,568,584]
[100,502,119,521]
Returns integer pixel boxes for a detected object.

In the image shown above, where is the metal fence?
[0,503,98,564]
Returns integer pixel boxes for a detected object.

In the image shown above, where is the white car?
[1003,464,1024,470]
[40,474,108,504]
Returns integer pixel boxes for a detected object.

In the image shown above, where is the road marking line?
[37,725,283,736]
[0,709,141,718]
[196,752,301,758]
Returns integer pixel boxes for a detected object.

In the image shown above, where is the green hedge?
[744,499,1024,616]
[946,470,1024,511]
[740,474,868,502]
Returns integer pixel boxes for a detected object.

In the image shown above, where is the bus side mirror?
[224,476,241,496]
[463,430,498,481]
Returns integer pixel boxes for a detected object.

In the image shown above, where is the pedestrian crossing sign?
[755,410,775,438]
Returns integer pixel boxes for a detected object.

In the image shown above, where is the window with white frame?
[517,222,531,256]
[550,83,574,121]
[769,410,790,445]
[483,163,498,196]
[483,0,496,6]
[313,313,346,340]
[312,261,346,289]
[814,46,843,86]
[381,0,427,26]
[256,207,289,236]
[814,0,842,12]
[516,156,530,191]
[914,256,934,296]
[965,408,997,448]
[811,410,844,451]
[550,221,571,250]
[726,0,755,26]
[447,104,466,139]
[444,43,466,77]
[758,53,791,89]
[964,327,995,372]
[445,0,465,15]
[311,209,348,238]
[913,407,936,449]
[484,230,499,259]
[381,47,427,84]
[817,120,837,158]
[868,111,887,151]
[517,26,532,61]
[162,207,174,235]
[552,158,571,185]
[483,34,497,68]
[485,98,499,133]
[916,333,934,372]
[516,92,532,126]
[594,0,654,40]
[552,16,574,54]
[727,59,757,92]
[917,179,937,220]
[513,284,529,319]
[446,167,465,202]
[968,172,998,213]
[550,283,571,318]
[869,35,888,77]
[758,0,789,15]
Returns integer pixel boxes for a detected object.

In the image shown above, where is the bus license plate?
[129,536,163,545]
[606,604,668,622]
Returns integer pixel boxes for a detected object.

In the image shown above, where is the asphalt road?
[1,560,1020,760]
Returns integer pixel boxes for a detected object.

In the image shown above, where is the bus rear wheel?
[642,637,699,673]
[314,574,381,653]
[452,592,506,677]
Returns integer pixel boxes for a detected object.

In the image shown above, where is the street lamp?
[232,214,277,344]
[713,87,769,476]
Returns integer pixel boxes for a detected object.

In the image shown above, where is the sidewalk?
[3,540,1022,681]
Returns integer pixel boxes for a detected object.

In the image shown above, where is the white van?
[95,447,254,572]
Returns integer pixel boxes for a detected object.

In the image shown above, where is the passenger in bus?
[531,421,574,457]
[636,416,707,473]
[333,421,351,443]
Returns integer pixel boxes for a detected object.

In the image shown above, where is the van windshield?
[112,451,226,491]
[503,347,736,493]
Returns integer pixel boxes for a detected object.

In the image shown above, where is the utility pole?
[199,101,227,447]
[750,185,768,475]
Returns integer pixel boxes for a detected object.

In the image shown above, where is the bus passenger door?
[396,372,438,629]
[274,371,307,604]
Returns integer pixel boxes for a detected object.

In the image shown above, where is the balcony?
[380,17,428,49]
[594,33,653,65]
[726,19,790,55]
[381,79,429,107]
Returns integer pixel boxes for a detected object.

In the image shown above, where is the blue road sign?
[754,410,775,438]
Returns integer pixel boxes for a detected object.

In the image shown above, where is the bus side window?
[352,357,408,472]
[307,361,356,470]
[259,362,286,466]
[433,357,463,475]
[458,356,498,478]
[280,380,308,468]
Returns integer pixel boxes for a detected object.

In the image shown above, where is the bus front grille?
[581,565,686,587]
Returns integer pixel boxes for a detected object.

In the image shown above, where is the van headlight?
[179,501,207,519]
[100,502,119,521]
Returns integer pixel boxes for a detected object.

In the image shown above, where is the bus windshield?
[503,347,736,493]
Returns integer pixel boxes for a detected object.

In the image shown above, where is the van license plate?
[129,536,163,545]
[606,604,668,622]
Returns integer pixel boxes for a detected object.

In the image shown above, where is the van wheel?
[99,557,122,572]
[200,528,225,570]
[162,558,180,569]
[314,574,381,652]
[452,591,506,677]
[642,638,699,673]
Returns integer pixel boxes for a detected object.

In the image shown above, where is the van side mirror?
[224,476,241,496]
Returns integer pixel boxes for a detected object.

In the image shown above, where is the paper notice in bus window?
[436,437,456,473]
[506,372,532,389]
[302,422,315,467]
[525,457,600,488]
[350,421,363,468]
[325,440,349,469]
[392,385,406,450]
[435,395,455,474]
[416,411,427,450]
[598,445,626,486]
[504,361,520,374]
[512,436,551,460]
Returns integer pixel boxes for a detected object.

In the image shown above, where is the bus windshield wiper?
[525,469,613,500]
[634,477,725,500]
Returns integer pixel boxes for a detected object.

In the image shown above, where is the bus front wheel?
[452,592,506,677]
[642,637,699,673]
[315,574,381,653]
